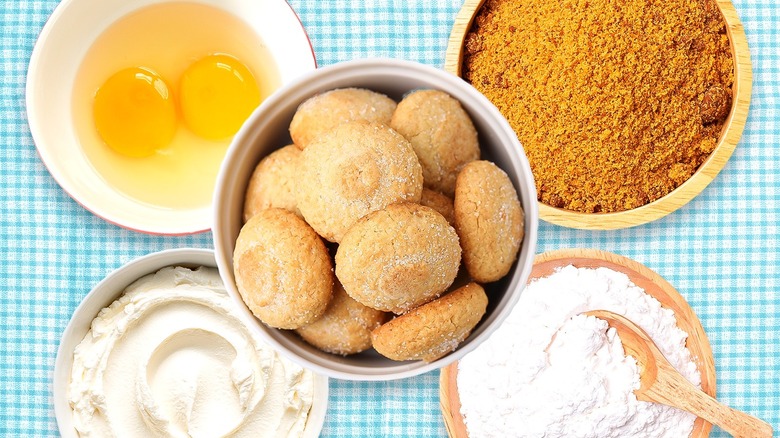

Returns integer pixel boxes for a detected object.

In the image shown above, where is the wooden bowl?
[445,0,752,230]
[440,248,716,437]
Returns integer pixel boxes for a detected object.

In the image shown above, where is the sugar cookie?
[390,89,480,196]
[454,160,524,283]
[371,282,487,362]
[289,88,397,149]
[297,121,423,242]
[243,144,301,222]
[335,202,461,314]
[295,280,389,355]
[233,208,333,329]
[419,187,455,227]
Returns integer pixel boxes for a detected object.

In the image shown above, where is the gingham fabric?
[0,0,777,437]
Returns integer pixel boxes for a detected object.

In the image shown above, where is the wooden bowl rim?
[445,0,753,230]
[439,248,716,438]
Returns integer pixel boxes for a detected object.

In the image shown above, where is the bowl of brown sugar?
[446,0,752,229]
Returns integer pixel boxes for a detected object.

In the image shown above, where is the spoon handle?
[647,360,773,438]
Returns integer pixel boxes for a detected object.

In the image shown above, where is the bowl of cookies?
[445,0,752,229]
[212,58,538,380]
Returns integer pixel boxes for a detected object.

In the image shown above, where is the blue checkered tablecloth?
[1,0,778,436]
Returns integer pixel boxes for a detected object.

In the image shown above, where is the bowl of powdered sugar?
[440,248,716,438]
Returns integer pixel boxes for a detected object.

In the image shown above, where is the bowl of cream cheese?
[53,248,328,438]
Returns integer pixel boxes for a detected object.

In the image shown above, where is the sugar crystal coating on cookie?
[371,282,488,362]
[419,187,455,227]
[289,87,397,149]
[296,121,423,243]
[295,280,389,355]
[243,144,301,222]
[454,160,524,283]
[390,89,480,196]
[335,202,461,314]
[233,208,333,329]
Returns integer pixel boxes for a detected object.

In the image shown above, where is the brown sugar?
[462,0,734,213]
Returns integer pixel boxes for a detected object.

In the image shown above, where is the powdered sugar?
[457,265,700,438]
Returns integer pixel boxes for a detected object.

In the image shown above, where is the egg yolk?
[179,54,261,140]
[93,67,176,157]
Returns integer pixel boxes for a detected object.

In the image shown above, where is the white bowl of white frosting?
[53,248,328,438]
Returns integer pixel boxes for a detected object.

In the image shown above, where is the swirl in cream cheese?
[69,266,314,437]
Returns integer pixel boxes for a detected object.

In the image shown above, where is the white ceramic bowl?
[212,58,540,381]
[53,248,328,438]
[26,0,316,235]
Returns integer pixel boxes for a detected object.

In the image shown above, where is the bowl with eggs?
[26,0,316,234]
[212,58,539,380]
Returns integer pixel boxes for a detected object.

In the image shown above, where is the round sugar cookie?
[289,87,397,149]
[297,121,423,243]
[454,160,524,283]
[233,208,333,329]
[243,144,301,222]
[335,202,461,314]
[419,187,455,227]
[371,282,488,362]
[390,89,480,196]
[295,280,389,355]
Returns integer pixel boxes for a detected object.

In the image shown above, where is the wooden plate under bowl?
[445,0,752,230]
[440,248,716,438]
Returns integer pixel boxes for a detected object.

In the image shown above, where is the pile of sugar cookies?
[233,87,525,362]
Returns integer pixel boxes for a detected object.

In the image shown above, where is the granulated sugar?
[457,265,701,438]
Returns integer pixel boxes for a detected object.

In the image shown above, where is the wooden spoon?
[585,310,773,438]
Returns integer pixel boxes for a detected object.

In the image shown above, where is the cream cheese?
[69,266,314,437]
